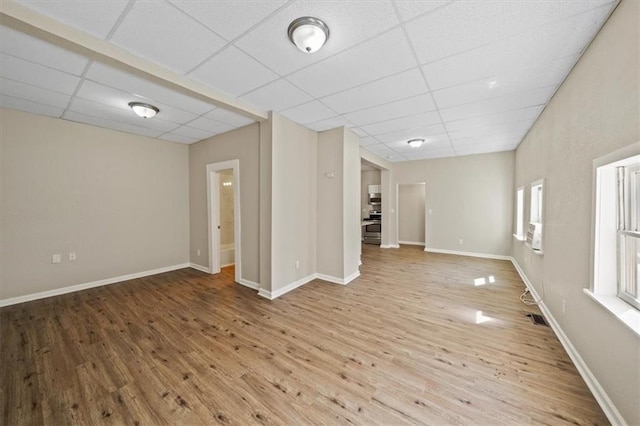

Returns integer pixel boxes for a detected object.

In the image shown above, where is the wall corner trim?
[189,263,211,273]
[238,278,259,290]
[317,271,360,285]
[510,258,627,426]
[258,273,317,300]
[380,244,400,249]
[0,263,191,307]
[424,247,511,260]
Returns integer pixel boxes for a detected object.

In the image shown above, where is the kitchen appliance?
[368,192,382,207]
[363,209,382,245]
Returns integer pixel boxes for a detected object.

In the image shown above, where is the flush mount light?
[128,102,159,119]
[407,138,425,148]
[288,16,330,53]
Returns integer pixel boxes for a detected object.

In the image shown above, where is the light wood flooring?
[1,244,608,425]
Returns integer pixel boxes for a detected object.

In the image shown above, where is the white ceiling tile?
[204,108,254,127]
[344,94,435,127]
[187,116,234,134]
[0,78,71,108]
[67,98,180,133]
[402,147,456,161]
[110,1,227,74]
[170,125,214,141]
[241,78,312,112]
[159,133,199,144]
[0,25,89,75]
[454,142,518,156]
[439,86,555,123]
[448,120,532,142]
[15,0,129,39]
[359,136,380,146]
[76,80,198,124]
[394,1,452,22]
[0,94,64,118]
[0,53,80,95]
[62,110,163,138]
[189,46,278,96]
[452,130,527,148]
[385,133,451,152]
[280,101,336,125]
[286,27,416,98]
[85,62,215,114]
[361,111,441,136]
[375,124,447,143]
[322,68,428,114]
[350,127,368,137]
[169,0,288,41]
[432,54,579,109]
[445,105,543,133]
[306,115,351,132]
[235,0,399,75]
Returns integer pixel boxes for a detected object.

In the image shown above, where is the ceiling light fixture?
[288,16,330,53]
[407,138,425,148]
[128,102,159,119]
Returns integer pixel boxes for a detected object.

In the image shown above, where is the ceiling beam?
[0,0,269,121]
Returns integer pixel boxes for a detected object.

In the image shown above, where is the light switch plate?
[52,254,61,264]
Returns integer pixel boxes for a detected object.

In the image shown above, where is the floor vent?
[526,313,549,326]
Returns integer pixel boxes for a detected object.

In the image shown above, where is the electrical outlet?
[562,299,567,315]
[52,254,61,264]
[197,249,201,257]
[69,252,76,261]
[459,239,464,245]
[295,260,300,269]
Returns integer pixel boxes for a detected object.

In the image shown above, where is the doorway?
[206,160,241,283]
[397,182,427,246]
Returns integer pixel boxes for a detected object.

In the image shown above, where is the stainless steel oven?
[363,210,382,244]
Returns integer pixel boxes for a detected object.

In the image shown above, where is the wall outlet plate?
[52,254,61,264]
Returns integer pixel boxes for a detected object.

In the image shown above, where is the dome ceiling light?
[407,138,425,148]
[128,102,159,119]
[287,17,330,54]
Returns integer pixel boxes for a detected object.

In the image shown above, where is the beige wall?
[512,1,639,423]
[0,108,189,300]
[189,123,260,283]
[398,183,426,244]
[391,151,515,256]
[270,113,318,291]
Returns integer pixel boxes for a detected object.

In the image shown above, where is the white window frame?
[616,164,640,309]
[586,143,640,336]
[514,187,525,241]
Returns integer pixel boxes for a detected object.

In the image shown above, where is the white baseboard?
[316,270,360,285]
[258,273,317,300]
[380,244,400,249]
[237,278,259,290]
[0,263,191,307]
[221,262,235,268]
[399,241,425,246]
[189,263,211,273]
[510,258,626,426]
[424,247,511,261]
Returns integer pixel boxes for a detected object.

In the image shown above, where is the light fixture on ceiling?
[128,102,159,119]
[288,16,330,54]
[407,138,425,148]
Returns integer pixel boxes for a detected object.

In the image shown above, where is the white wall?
[1,109,190,301]
[512,1,639,423]
[398,183,426,245]
[391,151,515,256]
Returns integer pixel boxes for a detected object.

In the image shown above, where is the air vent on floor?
[525,313,549,326]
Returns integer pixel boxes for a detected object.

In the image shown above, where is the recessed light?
[128,102,159,119]
[288,17,330,53]
[407,138,424,148]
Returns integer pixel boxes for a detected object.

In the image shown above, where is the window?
[617,163,640,309]
[530,180,543,223]
[526,180,544,252]
[514,187,524,240]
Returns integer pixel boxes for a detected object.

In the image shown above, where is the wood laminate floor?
[1,245,608,425]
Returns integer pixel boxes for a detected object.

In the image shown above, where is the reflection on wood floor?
[1,244,609,425]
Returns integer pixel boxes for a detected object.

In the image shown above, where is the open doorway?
[206,160,241,283]
[397,183,427,247]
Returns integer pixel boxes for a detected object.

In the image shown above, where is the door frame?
[206,159,241,283]
[395,182,427,247]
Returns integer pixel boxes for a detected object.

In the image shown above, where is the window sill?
[513,234,525,241]
[524,242,544,255]
[583,289,640,337]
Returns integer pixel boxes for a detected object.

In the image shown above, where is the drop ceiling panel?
[85,62,215,115]
[170,125,214,140]
[374,124,448,144]
[67,98,179,133]
[455,142,518,156]
[0,78,71,108]
[281,100,336,125]
[169,0,288,41]
[110,1,227,75]
[386,133,451,152]
[188,46,279,97]
[204,108,254,127]
[448,120,532,142]
[306,115,352,132]
[452,130,528,148]
[240,78,312,112]
[344,94,435,127]
[187,116,234,135]
[286,27,416,98]
[361,111,441,136]
[15,0,129,39]
[439,86,555,123]
[0,53,80,95]
[0,26,89,75]
[159,133,199,144]
[235,0,399,75]
[63,110,163,138]
[322,68,428,114]
[359,136,380,146]
[1,94,64,118]
[445,105,544,133]
[394,1,451,22]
